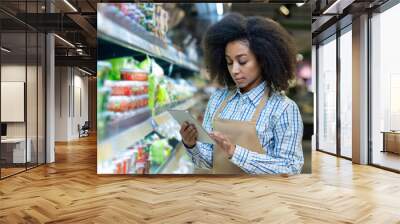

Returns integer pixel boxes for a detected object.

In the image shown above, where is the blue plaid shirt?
[185,81,304,174]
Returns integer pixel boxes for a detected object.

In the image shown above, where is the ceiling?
[0,0,97,72]
[310,0,390,42]
[1,1,311,72]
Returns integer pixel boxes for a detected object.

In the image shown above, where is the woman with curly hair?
[179,13,304,174]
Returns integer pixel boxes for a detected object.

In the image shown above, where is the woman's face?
[225,40,263,93]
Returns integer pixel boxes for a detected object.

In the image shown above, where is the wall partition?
[1,30,28,177]
[0,1,46,179]
[316,21,353,159]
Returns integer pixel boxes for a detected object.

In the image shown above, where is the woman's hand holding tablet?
[168,110,215,145]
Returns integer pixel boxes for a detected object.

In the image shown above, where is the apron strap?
[213,90,236,124]
[213,87,269,124]
[251,88,269,122]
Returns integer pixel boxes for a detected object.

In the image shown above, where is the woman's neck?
[239,76,263,93]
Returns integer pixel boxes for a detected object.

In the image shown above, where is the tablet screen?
[168,110,215,144]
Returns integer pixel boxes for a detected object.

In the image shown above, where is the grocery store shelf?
[98,86,111,93]
[105,107,151,140]
[98,115,153,162]
[98,13,199,72]
[149,140,180,174]
[104,80,148,87]
[172,97,199,110]
[154,97,199,116]
[101,97,197,143]
[108,94,148,101]
[160,143,190,174]
[98,96,200,168]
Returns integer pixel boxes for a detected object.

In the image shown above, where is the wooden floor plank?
[0,135,400,223]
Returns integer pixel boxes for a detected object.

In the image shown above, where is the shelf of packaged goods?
[100,96,197,142]
[158,142,184,174]
[98,114,153,166]
[153,96,198,116]
[98,12,199,72]
[100,107,151,142]
[98,97,200,168]
[101,96,194,142]
[107,94,148,102]
[151,96,199,132]
[172,97,199,110]
[98,86,111,93]
[99,136,179,175]
[104,80,148,87]
[104,80,149,87]
[159,143,205,174]
[149,141,179,174]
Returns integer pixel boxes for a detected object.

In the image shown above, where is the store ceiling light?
[216,3,223,16]
[54,34,75,48]
[78,67,92,76]
[1,47,11,53]
[279,5,290,16]
[296,3,305,7]
[296,53,304,62]
[322,0,354,15]
[63,0,78,12]
[323,0,341,14]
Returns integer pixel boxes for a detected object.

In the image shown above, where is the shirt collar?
[227,81,266,106]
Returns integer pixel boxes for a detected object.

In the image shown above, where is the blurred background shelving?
[97,3,207,174]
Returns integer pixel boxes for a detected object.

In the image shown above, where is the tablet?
[168,109,215,144]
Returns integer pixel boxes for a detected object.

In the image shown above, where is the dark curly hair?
[202,13,297,92]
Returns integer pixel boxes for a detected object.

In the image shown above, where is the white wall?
[55,67,69,141]
[1,64,45,164]
[1,65,26,139]
[55,67,89,141]
[1,65,40,137]
[73,72,89,137]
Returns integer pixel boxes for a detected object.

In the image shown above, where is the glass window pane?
[340,28,352,158]
[1,31,27,177]
[27,31,38,169]
[371,3,400,171]
[38,32,45,165]
[0,1,46,178]
[318,36,337,154]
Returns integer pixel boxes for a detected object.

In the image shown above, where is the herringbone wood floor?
[1,135,400,224]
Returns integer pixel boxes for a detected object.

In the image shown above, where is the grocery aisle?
[96,3,313,175]
[97,3,210,174]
